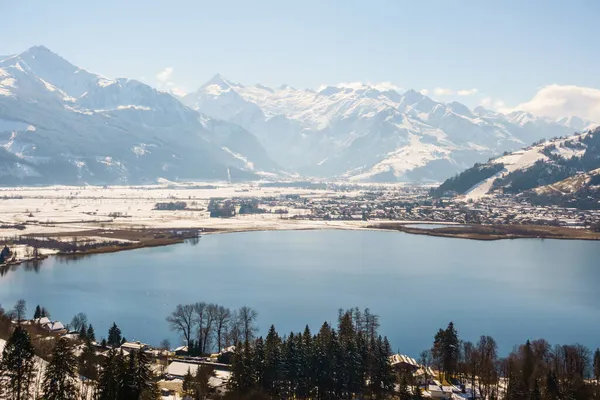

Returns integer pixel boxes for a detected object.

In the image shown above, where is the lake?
[0,230,599,356]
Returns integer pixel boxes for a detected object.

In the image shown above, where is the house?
[209,345,236,361]
[120,341,149,352]
[428,385,452,399]
[389,353,420,372]
[166,361,231,395]
[174,345,189,356]
[34,317,51,326]
[43,321,67,334]
[414,366,436,385]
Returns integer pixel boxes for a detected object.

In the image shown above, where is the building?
[34,317,51,326]
[166,361,231,395]
[174,345,189,356]
[43,321,67,334]
[389,353,420,372]
[120,341,149,353]
[428,385,453,399]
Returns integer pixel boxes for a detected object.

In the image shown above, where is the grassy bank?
[371,222,600,241]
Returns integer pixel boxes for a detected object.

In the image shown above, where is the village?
[2,312,479,400]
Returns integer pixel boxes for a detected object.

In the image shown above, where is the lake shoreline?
[3,220,599,268]
[370,222,600,241]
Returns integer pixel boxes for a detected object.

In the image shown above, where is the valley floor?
[0,183,598,266]
[0,183,395,262]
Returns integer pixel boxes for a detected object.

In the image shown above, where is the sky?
[2,0,600,120]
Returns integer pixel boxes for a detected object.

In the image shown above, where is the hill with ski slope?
[434,126,600,208]
[0,46,278,185]
[183,75,595,182]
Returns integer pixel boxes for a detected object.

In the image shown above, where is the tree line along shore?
[0,299,598,399]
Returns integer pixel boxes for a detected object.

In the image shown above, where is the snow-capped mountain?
[183,76,596,182]
[434,126,600,208]
[0,46,277,185]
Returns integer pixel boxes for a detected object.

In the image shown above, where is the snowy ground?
[0,182,410,256]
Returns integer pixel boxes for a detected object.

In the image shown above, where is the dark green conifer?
[107,322,122,348]
[0,325,36,400]
[42,337,79,400]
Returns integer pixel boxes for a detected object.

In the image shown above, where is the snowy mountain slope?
[0,46,277,185]
[183,76,596,182]
[434,126,600,204]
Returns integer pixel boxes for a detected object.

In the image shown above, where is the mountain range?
[434,126,600,209]
[0,46,596,185]
[182,75,595,182]
[0,46,276,185]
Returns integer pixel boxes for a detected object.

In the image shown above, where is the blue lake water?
[0,230,599,356]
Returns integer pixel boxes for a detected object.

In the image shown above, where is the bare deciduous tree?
[237,306,258,344]
[203,303,218,353]
[70,312,88,332]
[166,304,195,348]
[194,302,208,354]
[227,309,242,346]
[12,299,27,322]
[213,305,231,352]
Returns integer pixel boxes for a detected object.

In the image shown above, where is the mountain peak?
[26,45,52,54]
[201,73,239,89]
[473,105,497,117]
[402,89,426,103]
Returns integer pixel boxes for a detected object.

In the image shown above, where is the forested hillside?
[434,126,600,209]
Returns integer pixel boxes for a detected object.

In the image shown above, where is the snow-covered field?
[0,183,399,247]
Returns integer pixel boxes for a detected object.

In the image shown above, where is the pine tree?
[107,322,122,348]
[33,305,42,320]
[87,324,96,342]
[253,337,266,391]
[134,349,159,399]
[398,373,412,400]
[522,340,534,398]
[283,332,300,398]
[594,348,600,383]
[79,323,87,340]
[545,370,560,400]
[381,336,396,395]
[78,338,99,381]
[182,367,194,397]
[42,337,79,400]
[264,325,282,397]
[0,325,36,400]
[530,377,542,400]
[369,335,395,399]
[229,341,255,395]
[118,351,136,400]
[192,364,215,399]
[314,322,335,399]
[297,325,313,399]
[442,322,459,382]
[96,349,124,400]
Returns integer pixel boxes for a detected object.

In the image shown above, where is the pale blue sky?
[2,0,600,108]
